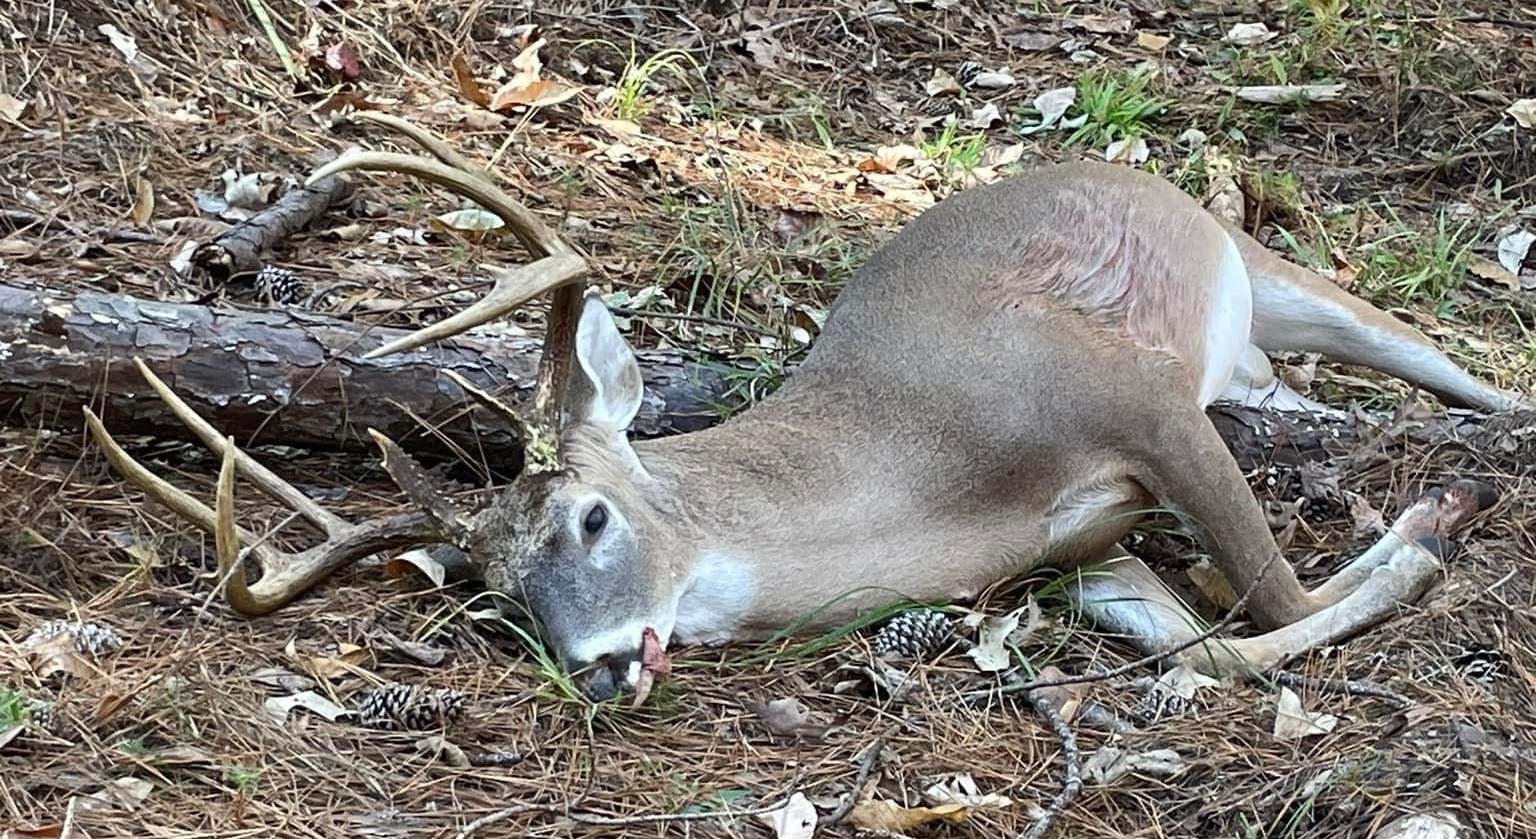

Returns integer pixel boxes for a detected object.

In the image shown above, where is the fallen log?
[2,282,1531,478]
[0,282,746,467]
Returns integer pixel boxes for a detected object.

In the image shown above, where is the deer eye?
[582,503,608,537]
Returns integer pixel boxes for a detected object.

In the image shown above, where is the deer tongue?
[630,626,672,707]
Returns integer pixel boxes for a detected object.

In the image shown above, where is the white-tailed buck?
[86,123,1524,702]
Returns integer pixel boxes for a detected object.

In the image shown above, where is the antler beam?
[84,359,452,615]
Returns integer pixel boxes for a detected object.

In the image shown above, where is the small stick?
[824,737,888,826]
[1020,689,1082,839]
[1269,669,1412,709]
[456,783,806,838]
[456,803,543,838]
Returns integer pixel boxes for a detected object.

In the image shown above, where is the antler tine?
[85,368,450,615]
[341,111,479,174]
[305,151,588,369]
[128,358,339,530]
[307,145,589,459]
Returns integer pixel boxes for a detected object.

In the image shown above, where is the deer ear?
[566,293,644,431]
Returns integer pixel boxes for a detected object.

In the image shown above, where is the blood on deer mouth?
[630,626,673,707]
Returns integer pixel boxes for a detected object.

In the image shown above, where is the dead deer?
[85,130,1523,703]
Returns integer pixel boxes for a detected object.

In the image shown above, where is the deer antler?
[83,359,464,615]
[84,120,585,614]
[306,138,588,473]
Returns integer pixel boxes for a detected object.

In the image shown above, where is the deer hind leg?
[1134,402,1498,632]
[1072,480,1492,674]
[1218,342,1344,416]
[1229,227,1524,413]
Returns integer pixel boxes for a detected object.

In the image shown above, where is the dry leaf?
[0,238,35,258]
[748,697,827,738]
[756,792,818,839]
[925,68,962,97]
[972,69,1017,89]
[1508,99,1536,130]
[1005,30,1061,51]
[27,634,88,681]
[743,29,782,68]
[1019,87,1076,134]
[98,23,140,62]
[130,176,154,226]
[263,690,350,724]
[966,599,1041,672]
[858,143,927,174]
[847,800,969,832]
[1346,491,1387,538]
[1103,137,1149,164]
[1030,664,1087,721]
[1467,253,1520,291]
[414,735,470,767]
[1378,812,1462,839]
[0,724,22,749]
[3,825,74,839]
[1272,687,1338,740]
[0,93,27,122]
[589,117,642,137]
[1224,22,1275,45]
[144,745,221,770]
[630,625,671,708]
[488,38,579,111]
[385,548,450,587]
[323,42,360,81]
[431,208,505,234]
[923,774,1013,809]
[963,102,1003,130]
[1083,746,1187,785]
[1186,559,1238,610]
[451,55,490,107]
[1142,663,1222,720]
[1497,230,1534,275]
[1137,32,1172,50]
[491,78,579,109]
[308,643,370,681]
[371,630,449,667]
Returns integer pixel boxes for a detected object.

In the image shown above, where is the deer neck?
[630,368,1013,646]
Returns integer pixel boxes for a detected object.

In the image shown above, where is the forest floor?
[2,1,1535,837]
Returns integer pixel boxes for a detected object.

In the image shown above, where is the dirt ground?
[3,1,1536,837]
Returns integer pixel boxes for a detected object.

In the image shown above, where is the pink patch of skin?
[630,626,673,707]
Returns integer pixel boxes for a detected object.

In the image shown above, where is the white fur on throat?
[671,551,758,646]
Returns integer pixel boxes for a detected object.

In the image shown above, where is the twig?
[824,737,888,825]
[1269,669,1413,710]
[456,803,543,838]
[1020,689,1081,839]
[456,784,805,838]
[962,551,1285,703]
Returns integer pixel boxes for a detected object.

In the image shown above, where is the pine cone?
[24,619,124,656]
[954,60,982,88]
[356,683,466,731]
[255,265,303,305]
[874,609,954,660]
[25,700,68,738]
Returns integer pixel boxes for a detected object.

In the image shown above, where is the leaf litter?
[5,2,1536,838]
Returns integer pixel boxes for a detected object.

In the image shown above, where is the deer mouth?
[630,626,673,707]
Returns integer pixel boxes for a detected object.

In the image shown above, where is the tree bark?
[2,282,1531,476]
[0,282,744,466]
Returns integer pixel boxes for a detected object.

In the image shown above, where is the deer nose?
[576,651,640,702]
